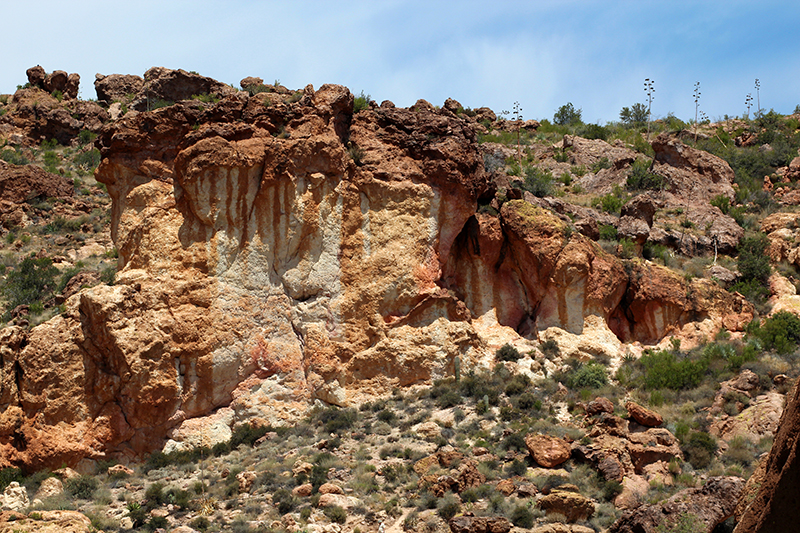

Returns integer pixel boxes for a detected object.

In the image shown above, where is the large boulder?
[610,476,744,533]
[0,160,74,203]
[734,379,800,532]
[525,434,571,468]
[537,487,595,522]
[94,73,144,103]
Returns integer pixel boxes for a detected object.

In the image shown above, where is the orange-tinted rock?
[625,402,663,427]
[292,483,313,497]
[525,434,571,468]
[448,516,512,533]
[538,488,595,523]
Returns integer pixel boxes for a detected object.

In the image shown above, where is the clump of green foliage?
[520,166,554,198]
[553,102,582,126]
[591,184,628,214]
[731,233,771,303]
[354,91,372,113]
[1,256,60,316]
[749,311,800,354]
[626,159,664,190]
[496,343,521,362]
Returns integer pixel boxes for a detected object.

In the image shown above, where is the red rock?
[448,516,512,533]
[625,402,663,427]
[586,397,614,416]
[292,483,312,497]
[318,483,343,495]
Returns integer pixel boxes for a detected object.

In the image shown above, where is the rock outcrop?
[610,476,745,533]
[0,70,757,469]
[733,379,800,532]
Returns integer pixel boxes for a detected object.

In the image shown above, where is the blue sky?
[3,1,799,124]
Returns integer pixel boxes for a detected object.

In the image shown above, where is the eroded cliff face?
[0,80,753,469]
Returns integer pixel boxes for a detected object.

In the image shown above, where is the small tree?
[620,103,649,126]
[553,102,582,126]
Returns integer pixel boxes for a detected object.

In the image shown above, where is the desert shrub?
[710,194,730,214]
[77,129,97,146]
[73,149,101,172]
[751,310,800,354]
[354,91,371,113]
[591,157,612,173]
[2,256,60,312]
[0,148,30,165]
[643,241,670,265]
[437,494,461,521]
[599,224,618,241]
[505,459,528,477]
[510,504,535,528]
[496,343,521,362]
[618,238,637,259]
[682,432,717,469]
[324,505,347,524]
[626,159,664,190]
[231,422,270,448]
[591,185,627,214]
[655,511,704,533]
[638,350,707,390]
[148,516,169,530]
[315,407,358,434]
[505,374,531,396]
[0,468,23,491]
[580,123,608,141]
[377,408,397,423]
[127,503,147,528]
[500,432,527,452]
[190,517,211,531]
[43,151,59,173]
[517,392,542,411]
[273,488,299,514]
[65,475,98,500]
[567,362,608,389]
[430,379,463,408]
[521,166,554,198]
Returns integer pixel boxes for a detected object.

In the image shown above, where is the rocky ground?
[0,66,799,532]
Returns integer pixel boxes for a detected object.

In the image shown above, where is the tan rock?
[292,483,313,497]
[495,479,515,496]
[538,489,595,523]
[318,483,343,495]
[237,471,257,493]
[34,477,63,500]
[107,464,134,477]
[448,516,512,533]
[0,510,92,533]
[524,434,571,468]
[585,397,614,416]
[317,493,359,509]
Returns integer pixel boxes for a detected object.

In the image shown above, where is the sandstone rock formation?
[537,486,595,522]
[610,476,744,533]
[0,71,757,469]
[525,434,571,468]
[733,379,800,532]
[448,515,512,533]
[26,66,80,99]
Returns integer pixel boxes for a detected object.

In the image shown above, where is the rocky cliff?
[0,72,754,470]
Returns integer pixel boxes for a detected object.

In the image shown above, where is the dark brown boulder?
[610,476,744,533]
[0,160,73,203]
[44,70,69,94]
[94,73,144,103]
[26,66,46,88]
[448,516,511,533]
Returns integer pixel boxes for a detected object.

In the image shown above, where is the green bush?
[752,310,800,354]
[591,185,627,214]
[710,194,730,214]
[65,475,98,500]
[619,103,648,126]
[505,374,531,396]
[0,468,23,491]
[354,91,371,113]
[591,157,612,173]
[626,159,664,190]
[682,432,717,469]
[230,422,270,448]
[521,166,554,198]
[437,494,461,521]
[73,149,101,172]
[2,256,60,313]
[316,407,358,434]
[568,362,608,389]
[324,504,347,523]
[639,350,707,390]
[510,504,535,528]
[0,148,30,165]
[496,343,521,362]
